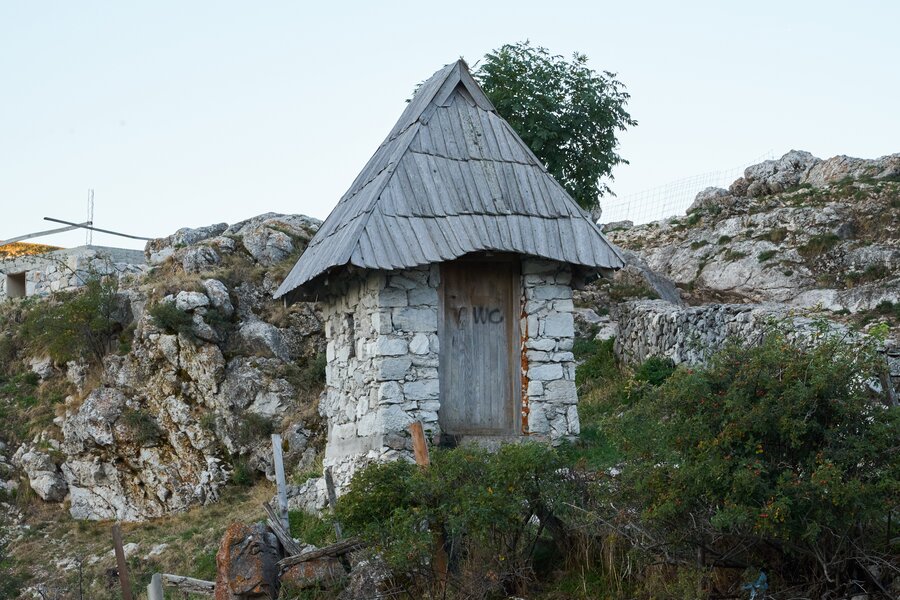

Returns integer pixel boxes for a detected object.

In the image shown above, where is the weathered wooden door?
[439,256,520,435]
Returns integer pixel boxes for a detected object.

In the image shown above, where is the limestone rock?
[175,291,209,312]
[203,279,234,317]
[28,355,54,380]
[181,245,220,273]
[686,187,730,214]
[733,150,821,197]
[234,320,290,361]
[601,220,633,232]
[145,223,228,264]
[14,446,68,502]
[803,153,900,188]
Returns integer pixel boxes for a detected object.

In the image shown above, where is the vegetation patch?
[20,278,123,364]
[607,281,659,301]
[757,249,777,262]
[722,249,748,261]
[798,232,841,258]
[122,408,164,446]
[845,263,889,286]
[148,301,194,336]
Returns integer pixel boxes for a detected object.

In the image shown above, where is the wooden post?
[324,467,344,540]
[409,421,430,467]
[147,573,164,600]
[407,422,447,586]
[271,433,290,531]
[111,523,134,600]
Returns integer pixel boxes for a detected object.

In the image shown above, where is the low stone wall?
[613,299,899,387]
[0,246,146,299]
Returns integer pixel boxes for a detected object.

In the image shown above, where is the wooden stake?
[409,421,430,467]
[407,422,447,586]
[324,467,343,540]
[271,433,290,531]
[147,573,164,600]
[111,523,133,600]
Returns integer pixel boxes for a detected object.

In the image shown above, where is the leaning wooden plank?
[323,467,344,540]
[263,501,304,556]
[111,524,134,600]
[161,574,215,595]
[147,573,164,600]
[277,538,365,568]
[271,434,290,531]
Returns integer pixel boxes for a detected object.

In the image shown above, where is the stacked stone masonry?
[320,258,579,489]
[614,299,899,388]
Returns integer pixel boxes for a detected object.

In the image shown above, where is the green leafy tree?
[474,41,637,210]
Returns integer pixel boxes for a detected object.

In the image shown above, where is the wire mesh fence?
[600,152,774,225]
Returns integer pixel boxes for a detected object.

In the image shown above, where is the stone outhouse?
[275,60,623,485]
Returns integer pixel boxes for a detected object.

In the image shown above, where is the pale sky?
[2,1,898,250]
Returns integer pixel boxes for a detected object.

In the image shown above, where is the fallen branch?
[278,538,365,568]
[161,574,215,596]
[263,501,304,556]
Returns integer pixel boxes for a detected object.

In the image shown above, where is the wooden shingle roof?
[275,59,624,300]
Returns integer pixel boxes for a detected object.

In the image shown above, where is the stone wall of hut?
[320,258,580,488]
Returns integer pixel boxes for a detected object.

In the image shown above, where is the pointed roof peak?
[275,60,623,300]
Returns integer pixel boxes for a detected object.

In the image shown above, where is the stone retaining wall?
[614,299,899,387]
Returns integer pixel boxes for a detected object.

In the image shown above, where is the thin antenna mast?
[86,189,95,246]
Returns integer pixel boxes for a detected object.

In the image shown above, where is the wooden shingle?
[275,59,624,300]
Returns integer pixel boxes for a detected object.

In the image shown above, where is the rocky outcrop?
[1,214,329,521]
[145,213,320,271]
[608,151,900,313]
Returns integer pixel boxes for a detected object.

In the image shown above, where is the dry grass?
[6,481,276,599]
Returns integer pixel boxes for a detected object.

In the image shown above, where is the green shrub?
[337,443,577,594]
[757,249,777,262]
[20,278,123,364]
[689,240,708,250]
[288,510,335,546]
[230,459,254,486]
[633,355,675,385]
[722,249,747,261]
[607,281,659,301]
[575,338,617,390]
[299,353,326,387]
[760,227,788,244]
[717,235,732,244]
[148,301,194,336]
[610,328,899,595]
[845,263,889,286]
